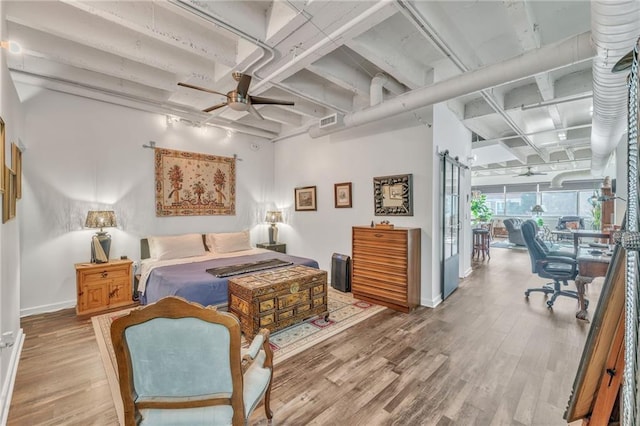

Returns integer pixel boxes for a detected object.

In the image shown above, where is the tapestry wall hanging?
[155,148,236,216]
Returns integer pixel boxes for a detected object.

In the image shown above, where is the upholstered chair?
[110,296,273,426]
[503,218,526,246]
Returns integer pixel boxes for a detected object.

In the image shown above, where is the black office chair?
[521,219,581,308]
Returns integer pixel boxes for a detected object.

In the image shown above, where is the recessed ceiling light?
[558,131,567,141]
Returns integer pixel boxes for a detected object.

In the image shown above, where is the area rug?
[92,288,385,424]
[490,240,528,250]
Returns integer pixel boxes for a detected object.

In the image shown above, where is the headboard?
[140,238,150,260]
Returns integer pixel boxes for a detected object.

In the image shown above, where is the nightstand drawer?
[80,267,129,283]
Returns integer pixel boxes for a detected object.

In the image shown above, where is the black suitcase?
[331,253,351,292]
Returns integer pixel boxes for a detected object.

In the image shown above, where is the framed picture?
[373,174,413,216]
[0,117,5,194]
[334,182,352,208]
[2,166,16,223]
[295,186,317,211]
[12,142,21,199]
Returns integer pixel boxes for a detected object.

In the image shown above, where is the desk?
[571,230,611,253]
[575,248,612,320]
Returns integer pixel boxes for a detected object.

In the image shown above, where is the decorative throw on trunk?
[155,148,236,216]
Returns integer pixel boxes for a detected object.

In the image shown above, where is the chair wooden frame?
[110,296,273,425]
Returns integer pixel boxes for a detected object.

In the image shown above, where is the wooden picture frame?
[2,166,16,223]
[0,117,5,194]
[294,186,317,211]
[11,142,21,199]
[334,182,352,208]
[564,242,625,422]
[373,174,413,216]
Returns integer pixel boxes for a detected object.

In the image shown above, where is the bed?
[138,231,319,308]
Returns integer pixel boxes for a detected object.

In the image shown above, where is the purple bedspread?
[141,252,319,307]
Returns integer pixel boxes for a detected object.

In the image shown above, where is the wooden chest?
[228,265,328,339]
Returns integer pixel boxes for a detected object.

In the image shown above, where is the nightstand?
[256,242,286,253]
[75,259,134,316]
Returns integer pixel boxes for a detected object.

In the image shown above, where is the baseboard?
[462,267,473,278]
[422,294,442,308]
[20,300,76,317]
[0,328,25,425]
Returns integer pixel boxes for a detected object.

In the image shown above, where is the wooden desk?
[575,248,612,320]
[572,230,612,253]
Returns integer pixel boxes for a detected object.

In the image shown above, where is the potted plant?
[589,190,601,230]
[471,194,493,224]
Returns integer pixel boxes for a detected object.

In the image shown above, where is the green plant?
[471,194,493,222]
[589,190,601,230]
[536,217,544,227]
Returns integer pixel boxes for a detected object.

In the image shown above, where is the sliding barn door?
[441,153,461,300]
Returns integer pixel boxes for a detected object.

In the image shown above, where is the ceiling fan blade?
[236,74,252,98]
[178,82,227,97]
[203,102,228,113]
[248,105,264,120]
[249,95,294,106]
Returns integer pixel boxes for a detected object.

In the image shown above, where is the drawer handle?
[374,233,384,238]
[101,271,108,278]
[109,288,119,298]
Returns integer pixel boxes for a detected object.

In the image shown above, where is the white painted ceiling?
[2,1,626,180]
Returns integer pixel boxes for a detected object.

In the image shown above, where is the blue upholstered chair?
[110,296,273,426]
[521,219,581,308]
[503,218,526,246]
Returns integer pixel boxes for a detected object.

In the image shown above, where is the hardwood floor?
[8,247,599,425]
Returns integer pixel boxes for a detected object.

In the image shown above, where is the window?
[505,192,537,216]
[541,191,578,217]
[484,193,505,216]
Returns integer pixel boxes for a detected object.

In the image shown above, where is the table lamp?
[85,210,117,263]
[531,205,545,215]
[265,210,283,245]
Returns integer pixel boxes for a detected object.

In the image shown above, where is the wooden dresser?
[351,226,421,313]
[75,259,134,316]
[228,265,328,338]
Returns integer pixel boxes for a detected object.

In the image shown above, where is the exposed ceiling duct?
[590,1,640,176]
[309,32,594,139]
[549,170,594,189]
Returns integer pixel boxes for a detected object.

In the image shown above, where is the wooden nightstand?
[75,259,134,316]
[256,242,286,253]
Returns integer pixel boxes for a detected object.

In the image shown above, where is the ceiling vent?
[319,113,344,129]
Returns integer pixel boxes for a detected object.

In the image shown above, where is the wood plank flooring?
[8,246,599,425]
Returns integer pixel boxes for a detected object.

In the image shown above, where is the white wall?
[1,0,26,420]
[273,105,471,307]
[19,88,275,315]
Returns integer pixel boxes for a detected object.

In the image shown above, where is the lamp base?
[268,224,278,245]
[91,232,111,263]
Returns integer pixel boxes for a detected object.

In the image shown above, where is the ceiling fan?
[178,72,294,120]
[515,166,547,177]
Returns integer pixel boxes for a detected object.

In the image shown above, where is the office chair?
[521,219,582,308]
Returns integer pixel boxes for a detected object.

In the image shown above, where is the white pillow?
[206,230,251,253]
[148,233,206,260]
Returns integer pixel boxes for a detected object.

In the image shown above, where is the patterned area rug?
[92,288,385,424]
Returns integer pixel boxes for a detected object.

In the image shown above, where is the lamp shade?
[531,205,545,214]
[85,210,117,231]
[265,211,283,223]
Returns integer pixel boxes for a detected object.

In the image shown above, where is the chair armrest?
[537,256,577,277]
[241,329,272,373]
